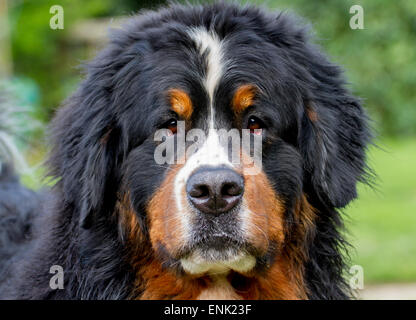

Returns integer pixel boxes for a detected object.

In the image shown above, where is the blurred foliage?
[8,0,166,122]
[7,0,416,135]
[255,0,416,136]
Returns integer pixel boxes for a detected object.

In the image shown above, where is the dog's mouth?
[178,235,257,275]
[181,250,256,275]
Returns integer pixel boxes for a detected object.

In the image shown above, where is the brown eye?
[165,119,178,135]
[247,116,264,134]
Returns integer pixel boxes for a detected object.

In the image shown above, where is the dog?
[0,2,370,299]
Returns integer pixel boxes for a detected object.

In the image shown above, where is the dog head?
[49,3,370,298]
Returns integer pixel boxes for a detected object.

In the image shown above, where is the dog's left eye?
[164,119,178,135]
[247,116,264,134]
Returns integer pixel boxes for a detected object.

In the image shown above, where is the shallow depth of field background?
[1,0,415,297]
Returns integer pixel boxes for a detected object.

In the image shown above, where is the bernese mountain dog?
[0,2,370,299]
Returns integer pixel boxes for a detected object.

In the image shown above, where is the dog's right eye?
[247,116,265,134]
[164,119,178,135]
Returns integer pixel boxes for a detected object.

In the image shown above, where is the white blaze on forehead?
[187,27,224,127]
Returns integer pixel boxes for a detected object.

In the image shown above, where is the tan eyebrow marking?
[232,84,258,114]
[168,89,193,120]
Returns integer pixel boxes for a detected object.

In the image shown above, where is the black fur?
[0,2,370,299]
[0,164,41,285]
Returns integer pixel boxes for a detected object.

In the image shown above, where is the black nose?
[186,167,244,215]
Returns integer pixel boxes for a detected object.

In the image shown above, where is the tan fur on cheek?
[235,153,315,299]
[147,163,188,256]
[116,186,208,300]
[244,172,285,253]
[238,153,285,254]
[116,192,141,244]
[231,192,316,300]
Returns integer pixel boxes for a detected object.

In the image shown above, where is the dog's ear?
[48,38,149,228]
[266,14,371,208]
[78,124,120,228]
[49,87,121,229]
[297,46,371,208]
[301,96,370,208]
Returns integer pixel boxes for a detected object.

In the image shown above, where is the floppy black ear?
[48,25,152,228]
[78,125,120,228]
[48,88,120,229]
[48,47,132,228]
[298,47,371,208]
[265,13,371,208]
[301,96,370,208]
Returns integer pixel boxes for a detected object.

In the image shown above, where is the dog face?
[49,3,369,295]
[121,26,309,276]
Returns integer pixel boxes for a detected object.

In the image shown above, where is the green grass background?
[346,137,416,283]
